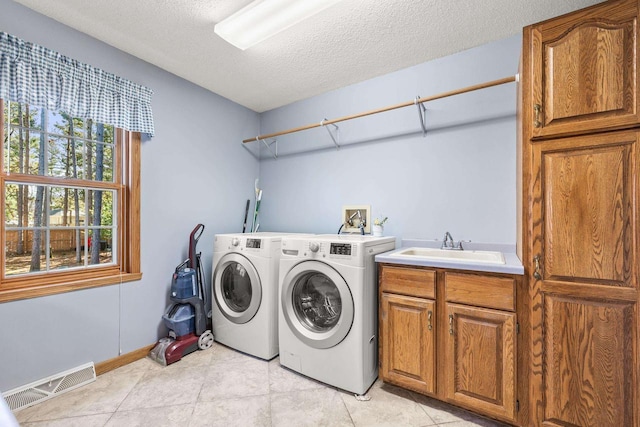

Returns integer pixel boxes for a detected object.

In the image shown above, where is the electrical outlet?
[342,205,371,234]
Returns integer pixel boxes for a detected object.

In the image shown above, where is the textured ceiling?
[13,0,604,112]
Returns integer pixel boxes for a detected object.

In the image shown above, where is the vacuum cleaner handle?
[188,224,205,269]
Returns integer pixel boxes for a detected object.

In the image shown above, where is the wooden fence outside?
[6,229,85,254]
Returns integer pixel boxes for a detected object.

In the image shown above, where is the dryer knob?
[309,242,320,253]
[231,238,240,247]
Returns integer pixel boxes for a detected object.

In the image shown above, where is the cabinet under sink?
[378,263,523,426]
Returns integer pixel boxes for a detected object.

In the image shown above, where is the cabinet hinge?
[516,322,520,334]
[516,399,520,412]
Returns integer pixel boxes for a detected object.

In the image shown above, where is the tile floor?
[14,343,510,427]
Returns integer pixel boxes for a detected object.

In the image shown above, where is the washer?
[212,232,311,360]
[278,234,395,394]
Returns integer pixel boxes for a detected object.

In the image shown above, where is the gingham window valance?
[0,32,155,136]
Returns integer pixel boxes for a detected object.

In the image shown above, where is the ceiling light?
[214,0,343,50]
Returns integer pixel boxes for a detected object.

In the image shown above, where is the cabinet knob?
[533,104,542,128]
[427,310,433,331]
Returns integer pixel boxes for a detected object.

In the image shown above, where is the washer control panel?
[330,243,352,256]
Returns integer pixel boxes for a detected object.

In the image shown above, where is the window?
[0,100,141,302]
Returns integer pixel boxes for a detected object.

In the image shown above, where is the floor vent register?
[2,362,96,412]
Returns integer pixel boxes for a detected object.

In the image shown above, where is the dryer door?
[213,253,261,324]
[281,260,354,349]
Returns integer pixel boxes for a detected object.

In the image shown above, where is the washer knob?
[231,238,240,247]
[309,242,320,253]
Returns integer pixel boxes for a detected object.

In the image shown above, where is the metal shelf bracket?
[257,136,278,159]
[415,96,427,137]
[321,118,340,149]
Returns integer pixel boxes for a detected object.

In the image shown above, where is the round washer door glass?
[214,253,261,324]
[293,272,342,332]
[282,261,354,349]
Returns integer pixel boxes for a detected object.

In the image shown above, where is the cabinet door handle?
[449,314,454,335]
[533,254,542,280]
[427,310,433,331]
[534,103,542,128]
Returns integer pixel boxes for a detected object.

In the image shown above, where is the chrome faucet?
[441,231,463,250]
[442,231,454,249]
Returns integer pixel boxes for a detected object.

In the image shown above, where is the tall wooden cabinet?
[520,1,640,425]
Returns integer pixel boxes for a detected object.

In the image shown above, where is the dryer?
[212,232,309,360]
[278,234,395,394]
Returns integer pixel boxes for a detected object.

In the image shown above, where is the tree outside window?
[1,100,141,301]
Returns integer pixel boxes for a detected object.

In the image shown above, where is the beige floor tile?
[268,358,326,394]
[20,413,113,427]
[209,342,251,364]
[199,356,269,401]
[410,393,508,426]
[13,348,511,427]
[341,381,436,427]
[271,387,354,427]
[16,367,145,423]
[189,395,270,427]
[105,403,195,427]
[117,366,205,411]
[410,393,468,424]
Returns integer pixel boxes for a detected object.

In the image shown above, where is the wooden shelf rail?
[242,75,517,144]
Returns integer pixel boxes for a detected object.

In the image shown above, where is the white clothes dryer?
[278,234,395,394]
[212,232,310,360]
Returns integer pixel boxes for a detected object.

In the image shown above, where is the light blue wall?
[0,0,260,391]
[257,35,521,244]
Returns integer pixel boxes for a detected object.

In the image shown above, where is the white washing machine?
[212,232,311,360]
[278,234,395,394]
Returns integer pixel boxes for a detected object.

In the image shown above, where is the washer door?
[213,253,261,324]
[281,261,354,349]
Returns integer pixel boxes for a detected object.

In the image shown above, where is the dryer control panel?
[246,238,261,249]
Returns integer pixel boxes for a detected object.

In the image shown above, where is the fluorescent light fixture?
[215,0,343,50]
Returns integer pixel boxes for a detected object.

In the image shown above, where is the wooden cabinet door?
[444,303,516,422]
[536,131,637,289]
[380,293,436,395]
[529,0,639,138]
[530,130,639,426]
[543,295,635,427]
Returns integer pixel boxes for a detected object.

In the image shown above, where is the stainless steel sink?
[389,247,505,264]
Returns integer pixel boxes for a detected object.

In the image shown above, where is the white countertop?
[375,239,524,275]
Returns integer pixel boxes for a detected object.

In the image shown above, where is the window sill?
[0,272,142,303]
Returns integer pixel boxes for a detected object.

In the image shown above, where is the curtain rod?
[243,75,517,143]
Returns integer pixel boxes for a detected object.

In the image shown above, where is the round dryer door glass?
[214,253,261,324]
[221,262,252,312]
[292,272,342,332]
